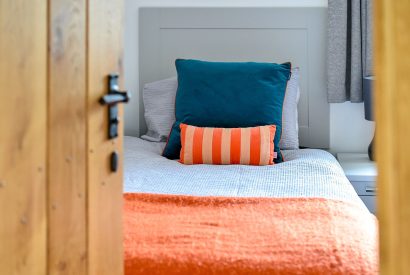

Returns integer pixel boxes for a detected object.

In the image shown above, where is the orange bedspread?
[124,193,378,275]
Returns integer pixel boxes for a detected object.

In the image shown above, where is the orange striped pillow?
[179,124,277,166]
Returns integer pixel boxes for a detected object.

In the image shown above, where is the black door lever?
[100,74,130,139]
[100,91,130,106]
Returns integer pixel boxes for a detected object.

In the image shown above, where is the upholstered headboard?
[132,7,329,148]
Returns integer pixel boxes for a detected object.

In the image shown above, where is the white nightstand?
[337,153,377,214]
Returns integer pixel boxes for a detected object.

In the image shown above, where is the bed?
[122,7,378,274]
[123,137,378,274]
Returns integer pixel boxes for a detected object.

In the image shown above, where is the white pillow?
[141,68,300,149]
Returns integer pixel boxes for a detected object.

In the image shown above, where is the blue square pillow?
[163,59,291,163]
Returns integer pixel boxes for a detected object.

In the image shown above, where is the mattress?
[124,136,366,209]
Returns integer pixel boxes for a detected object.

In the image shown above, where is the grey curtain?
[327,0,373,103]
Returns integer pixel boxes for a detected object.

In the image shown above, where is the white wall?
[330,102,374,154]
[124,0,374,154]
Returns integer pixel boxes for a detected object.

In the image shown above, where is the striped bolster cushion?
[179,124,277,165]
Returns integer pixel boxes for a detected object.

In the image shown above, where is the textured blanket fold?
[124,193,378,275]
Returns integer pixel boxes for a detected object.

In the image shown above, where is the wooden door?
[1,0,124,274]
[375,0,410,274]
[87,0,124,274]
[0,0,48,274]
[48,0,87,273]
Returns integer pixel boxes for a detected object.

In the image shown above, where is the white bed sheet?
[124,136,366,209]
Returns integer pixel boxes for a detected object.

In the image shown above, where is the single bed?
[123,137,377,275]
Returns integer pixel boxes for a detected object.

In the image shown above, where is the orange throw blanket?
[124,193,378,275]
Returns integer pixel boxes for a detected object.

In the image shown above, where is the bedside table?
[337,153,377,214]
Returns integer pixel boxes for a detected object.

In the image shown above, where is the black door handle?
[100,74,130,139]
[99,91,130,106]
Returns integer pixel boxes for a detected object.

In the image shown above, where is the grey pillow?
[141,77,177,142]
[141,68,300,149]
[279,67,300,150]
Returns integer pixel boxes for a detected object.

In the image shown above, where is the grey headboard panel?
[138,7,329,148]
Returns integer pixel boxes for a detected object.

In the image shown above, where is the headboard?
[135,7,329,148]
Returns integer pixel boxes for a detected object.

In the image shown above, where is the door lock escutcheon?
[99,74,130,139]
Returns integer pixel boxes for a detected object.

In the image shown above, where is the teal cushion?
[163,59,291,163]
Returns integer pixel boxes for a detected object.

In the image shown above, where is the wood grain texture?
[375,0,410,274]
[48,0,87,274]
[0,0,47,274]
[87,0,124,274]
